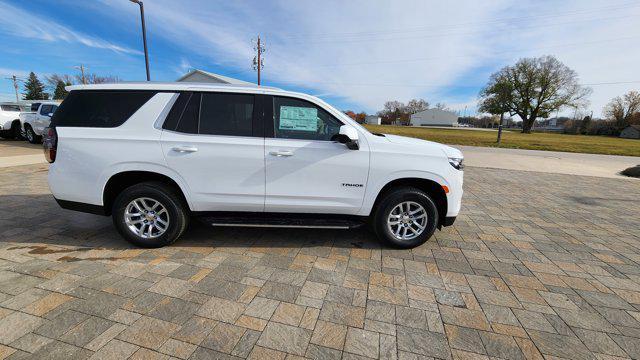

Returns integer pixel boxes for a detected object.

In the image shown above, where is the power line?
[287,13,638,45]
[269,79,640,89]
[275,1,639,42]
[307,35,640,68]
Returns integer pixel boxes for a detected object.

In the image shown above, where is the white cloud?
[0,67,29,78]
[98,0,640,114]
[0,1,141,55]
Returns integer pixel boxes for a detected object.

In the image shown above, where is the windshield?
[1,105,20,112]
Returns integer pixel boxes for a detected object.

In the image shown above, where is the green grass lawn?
[363,125,640,157]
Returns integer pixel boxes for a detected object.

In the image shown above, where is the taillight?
[43,127,57,163]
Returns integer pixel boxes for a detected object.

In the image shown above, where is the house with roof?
[177,69,253,85]
[620,125,640,139]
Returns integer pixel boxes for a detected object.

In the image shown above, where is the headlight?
[448,157,464,170]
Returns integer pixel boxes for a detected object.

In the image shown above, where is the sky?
[1,0,639,118]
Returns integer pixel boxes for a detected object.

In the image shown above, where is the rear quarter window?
[51,91,156,128]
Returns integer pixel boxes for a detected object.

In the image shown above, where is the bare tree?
[434,102,448,110]
[377,101,407,125]
[479,55,591,133]
[45,74,75,88]
[406,99,429,114]
[603,91,640,129]
[81,73,120,84]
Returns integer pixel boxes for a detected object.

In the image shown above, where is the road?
[455,145,639,179]
[1,162,639,359]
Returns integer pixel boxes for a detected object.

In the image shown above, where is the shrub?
[621,165,640,178]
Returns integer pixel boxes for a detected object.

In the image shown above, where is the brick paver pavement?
[1,163,639,359]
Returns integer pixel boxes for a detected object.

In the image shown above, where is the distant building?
[177,69,253,85]
[410,108,458,127]
[364,115,381,125]
[620,125,640,139]
[537,117,569,132]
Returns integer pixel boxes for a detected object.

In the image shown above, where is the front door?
[264,96,369,214]
[161,92,265,212]
[36,104,55,134]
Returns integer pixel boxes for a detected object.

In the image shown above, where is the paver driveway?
[1,163,639,359]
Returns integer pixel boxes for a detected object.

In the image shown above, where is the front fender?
[359,170,450,216]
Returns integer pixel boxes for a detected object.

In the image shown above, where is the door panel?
[264,95,369,214]
[265,139,368,214]
[161,132,265,211]
[159,92,266,212]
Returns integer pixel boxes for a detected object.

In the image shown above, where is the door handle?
[269,150,294,157]
[172,146,198,153]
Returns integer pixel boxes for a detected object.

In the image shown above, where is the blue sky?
[1,0,639,117]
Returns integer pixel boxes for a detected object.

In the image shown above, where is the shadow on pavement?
[0,194,385,256]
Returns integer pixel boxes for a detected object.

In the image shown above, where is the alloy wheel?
[124,197,170,239]
[386,201,427,241]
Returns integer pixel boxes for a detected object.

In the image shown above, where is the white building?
[410,108,458,127]
[177,69,253,85]
[364,115,381,125]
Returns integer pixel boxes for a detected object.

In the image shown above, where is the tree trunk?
[521,117,534,133]
[496,113,504,143]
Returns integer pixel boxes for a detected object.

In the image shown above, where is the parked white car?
[20,102,59,143]
[0,103,24,139]
[46,83,463,248]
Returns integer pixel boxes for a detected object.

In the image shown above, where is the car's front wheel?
[372,187,439,248]
[112,182,189,248]
[24,125,40,144]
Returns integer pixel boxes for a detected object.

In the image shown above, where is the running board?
[198,213,366,230]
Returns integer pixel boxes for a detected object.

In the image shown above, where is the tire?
[112,182,189,248]
[372,187,439,249]
[24,125,40,144]
[11,121,24,140]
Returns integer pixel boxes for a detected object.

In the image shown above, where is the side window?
[31,103,41,112]
[175,93,200,134]
[273,97,342,141]
[40,105,52,115]
[162,92,191,131]
[51,91,156,128]
[199,93,253,136]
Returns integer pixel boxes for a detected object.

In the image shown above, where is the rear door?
[160,92,266,212]
[264,96,369,214]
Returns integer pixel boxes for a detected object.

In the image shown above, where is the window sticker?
[279,106,318,132]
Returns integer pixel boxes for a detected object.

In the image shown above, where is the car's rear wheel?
[112,182,189,248]
[372,187,439,248]
[24,125,40,144]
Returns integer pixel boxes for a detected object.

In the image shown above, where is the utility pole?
[74,65,87,84]
[130,0,150,81]
[5,75,20,102]
[253,36,265,86]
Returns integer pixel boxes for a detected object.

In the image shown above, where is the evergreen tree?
[22,72,49,100]
[53,80,69,100]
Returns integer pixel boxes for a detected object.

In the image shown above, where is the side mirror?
[47,113,54,117]
[332,125,359,150]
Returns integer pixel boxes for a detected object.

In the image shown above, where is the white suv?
[45,83,463,248]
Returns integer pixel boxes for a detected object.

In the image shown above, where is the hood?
[383,134,463,158]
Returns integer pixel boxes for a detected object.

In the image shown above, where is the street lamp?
[130,0,150,81]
